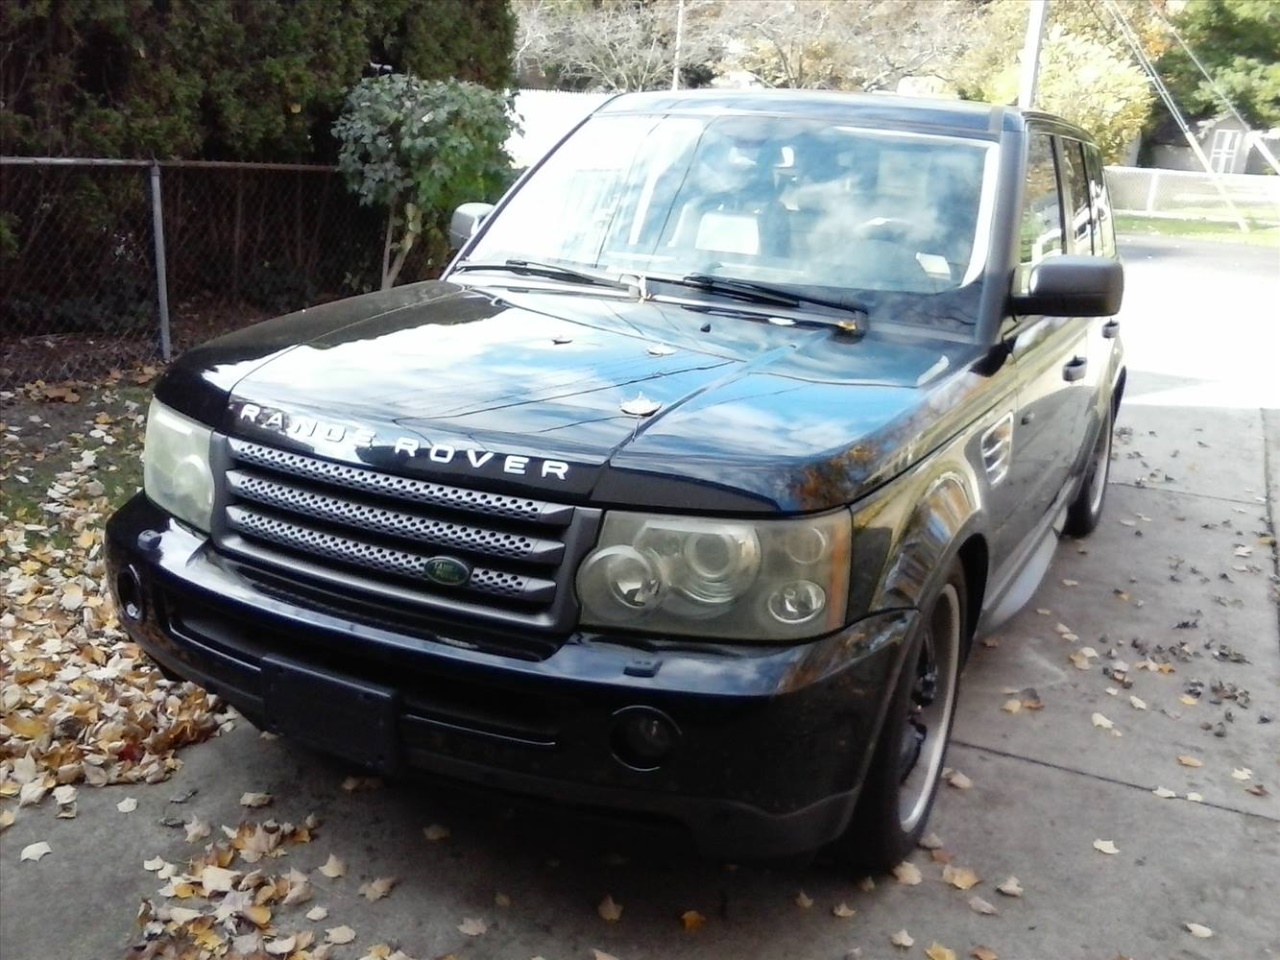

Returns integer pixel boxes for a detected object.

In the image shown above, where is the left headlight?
[143,398,215,533]
[576,510,851,641]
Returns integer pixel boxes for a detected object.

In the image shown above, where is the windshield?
[463,112,998,332]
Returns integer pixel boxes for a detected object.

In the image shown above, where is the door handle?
[1063,357,1087,382]
[1102,320,1120,339]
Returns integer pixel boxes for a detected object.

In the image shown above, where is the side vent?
[980,413,1014,486]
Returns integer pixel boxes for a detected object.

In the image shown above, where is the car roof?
[593,89,1084,142]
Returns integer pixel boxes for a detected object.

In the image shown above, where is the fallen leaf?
[1152,786,1177,799]
[495,892,511,908]
[1128,696,1147,711]
[318,854,345,878]
[996,876,1023,897]
[1093,839,1120,855]
[890,929,915,949]
[423,823,451,842]
[0,809,14,831]
[1001,698,1022,714]
[1062,578,1079,587]
[918,832,944,850]
[264,936,296,956]
[969,896,998,916]
[1186,791,1204,802]
[944,769,973,790]
[184,817,211,843]
[306,906,328,921]
[971,948,999,960]
[243,904,272,927]
[1092,712,1115,730]
[925,944,958,960]
[116,796,138,813]
[858,876,876,892]
[598,894,623,922]
[1177,755,1203,768]
[1231,768,1252,781]
[458,917,487,937]
[795,890,814,908]
[325,925,356,945]
[1185,922,1213,938]
[681,909,707,930]
[892,861,923,885]
[942,863,981,890]
[240,792,273,808]
[591,951,621,960]
[200,865,241,893]
[832,902,856,918]
[1246,784,1270,797]
[359,876,397,901]
[20,840,52,862]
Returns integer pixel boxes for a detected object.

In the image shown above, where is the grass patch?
[1116,215,1280,246]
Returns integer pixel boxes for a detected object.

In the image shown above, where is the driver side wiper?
[664,274,870,321]
[452,259,636,291]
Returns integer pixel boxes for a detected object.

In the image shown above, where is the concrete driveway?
[2,236,1277,960]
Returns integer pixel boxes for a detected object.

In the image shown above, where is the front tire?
[829,561,967,871]
[1064,404,1114,537]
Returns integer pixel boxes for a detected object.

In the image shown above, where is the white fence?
[1105,165,1280,224]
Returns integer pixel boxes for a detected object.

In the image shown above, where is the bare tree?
[513,0,720,91]
[711,0,982,92]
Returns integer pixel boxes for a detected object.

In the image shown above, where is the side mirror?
[448,202,495,250]
[1013,255,1124,317]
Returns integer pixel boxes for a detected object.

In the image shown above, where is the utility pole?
[1018,0,1050,110]
[672,0,685,91]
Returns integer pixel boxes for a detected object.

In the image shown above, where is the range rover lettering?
[106,92,1124,869]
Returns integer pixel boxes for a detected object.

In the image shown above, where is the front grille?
[215,438,599,634]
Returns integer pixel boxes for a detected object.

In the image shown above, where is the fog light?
[115,566,144,622]
[611,707,680,771]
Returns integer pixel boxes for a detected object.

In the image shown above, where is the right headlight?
[576,510,851,641]
[143,398,215,533]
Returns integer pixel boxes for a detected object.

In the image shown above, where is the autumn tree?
[951,0,1164,161]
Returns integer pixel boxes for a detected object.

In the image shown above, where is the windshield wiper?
[452,259,636,291]
[660,274,870,321]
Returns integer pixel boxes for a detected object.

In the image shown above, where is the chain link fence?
[0,158,432,387]
[1105,165,1280,226]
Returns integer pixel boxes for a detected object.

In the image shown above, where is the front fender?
[847,427,988,620]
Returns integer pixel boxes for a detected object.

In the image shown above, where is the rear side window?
[1017,132,1064,294]
[1058,138,1094,254]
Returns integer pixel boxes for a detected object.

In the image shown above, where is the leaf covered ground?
[1,374,231,812]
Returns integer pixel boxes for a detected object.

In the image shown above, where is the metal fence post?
[1144,169,1160,215]
[149,161,173,361]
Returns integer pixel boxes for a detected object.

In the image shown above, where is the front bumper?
[106,494,916,859]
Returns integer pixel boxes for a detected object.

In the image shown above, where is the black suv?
[106,91,1124,869]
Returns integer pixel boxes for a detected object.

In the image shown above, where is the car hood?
[162,281,982,512]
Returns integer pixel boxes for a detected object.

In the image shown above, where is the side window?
[1083,145,1117,258]
[1058,138,1094,254]
[1017,133,1064,294]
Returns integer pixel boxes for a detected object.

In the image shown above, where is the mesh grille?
[217,439,585,626]
[229,439,572,526]
[227,471,564,565]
